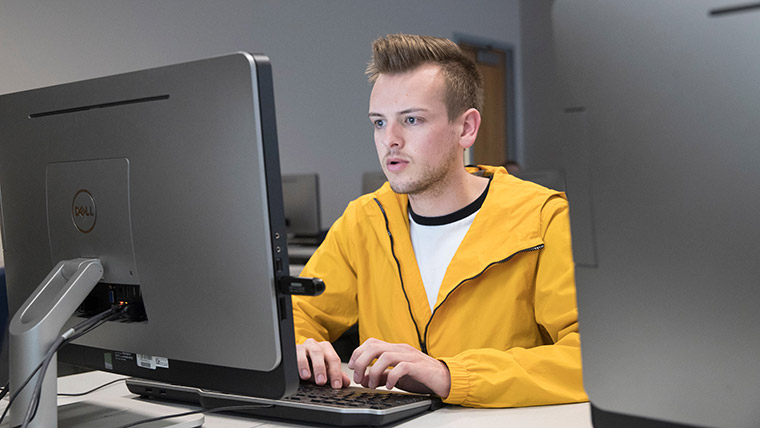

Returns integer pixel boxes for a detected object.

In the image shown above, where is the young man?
[291,34,587,408]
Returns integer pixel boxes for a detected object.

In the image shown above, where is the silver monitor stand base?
[54,401,203,428]
[5,259,200,428]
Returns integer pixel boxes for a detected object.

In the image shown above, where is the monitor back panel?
[0,53,297,398]
[553,2,760,427]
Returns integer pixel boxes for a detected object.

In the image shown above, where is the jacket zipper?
[421,244,544,354]
[373,197,544,355]
[373,198,426,353]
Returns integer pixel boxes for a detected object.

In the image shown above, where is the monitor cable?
[57,376,130,397]
[0,304,128,428]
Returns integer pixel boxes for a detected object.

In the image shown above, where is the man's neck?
[408,172,490,217]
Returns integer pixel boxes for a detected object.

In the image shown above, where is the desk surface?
[2,370,593,427]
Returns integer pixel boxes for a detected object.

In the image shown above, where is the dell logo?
[74,205,94,217]
[72,189,97,233]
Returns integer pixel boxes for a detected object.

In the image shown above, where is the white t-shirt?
[408,180,490,310]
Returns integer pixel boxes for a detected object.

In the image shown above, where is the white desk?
[2,370,593,427]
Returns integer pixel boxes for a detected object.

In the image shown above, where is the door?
[459,42,513,167]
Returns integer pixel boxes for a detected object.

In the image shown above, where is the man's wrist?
[438,357,468,404]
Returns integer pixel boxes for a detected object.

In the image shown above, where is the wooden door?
[459,43,509,166]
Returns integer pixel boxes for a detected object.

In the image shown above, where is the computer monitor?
[553,2,760,427]
[0,52,299,426]
[281,173,322,241]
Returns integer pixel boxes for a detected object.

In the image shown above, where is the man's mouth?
[385,157,409,171]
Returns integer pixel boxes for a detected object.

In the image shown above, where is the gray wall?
[0,0,548,232]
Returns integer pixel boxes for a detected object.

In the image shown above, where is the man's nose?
[382,123,403,148]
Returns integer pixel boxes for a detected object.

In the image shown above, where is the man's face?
[369,64,463,197]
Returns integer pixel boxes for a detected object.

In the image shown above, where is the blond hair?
[366,34,484,122]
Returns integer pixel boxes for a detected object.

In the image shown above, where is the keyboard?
[126,378,442,426]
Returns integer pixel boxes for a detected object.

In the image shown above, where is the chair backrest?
[0,267,6,335]
[0,267,8,385]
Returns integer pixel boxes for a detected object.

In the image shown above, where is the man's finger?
[295,344,311,380]
[303,340,328,385]
[322,343,345,389]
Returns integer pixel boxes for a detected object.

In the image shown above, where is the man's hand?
[296,338,351,389]
[347,338,451,398]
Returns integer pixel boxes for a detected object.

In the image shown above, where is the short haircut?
[366,33,484,122]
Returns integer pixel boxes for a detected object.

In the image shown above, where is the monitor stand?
[6,258,203,428]
[54,401,203,428]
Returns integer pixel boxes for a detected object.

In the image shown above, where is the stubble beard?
[387,149,459,198]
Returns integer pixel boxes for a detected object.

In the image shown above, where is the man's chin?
[388,180,412,195]
[388,179,428,195]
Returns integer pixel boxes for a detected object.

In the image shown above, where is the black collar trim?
[408,178,491,226]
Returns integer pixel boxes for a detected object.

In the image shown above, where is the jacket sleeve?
[291,207,359,344]
[439,196,588,407]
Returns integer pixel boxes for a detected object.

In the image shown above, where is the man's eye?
[373,119,385,128]
[405,117,417,125]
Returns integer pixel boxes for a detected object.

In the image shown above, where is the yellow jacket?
[292,165,588,408]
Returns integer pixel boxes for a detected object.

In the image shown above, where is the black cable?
[114,409,205,428]
[22,306,128,427]
[0,358,48,425]
[0,382,10,401]
[114,404,274,428]
[57,377,130,397]
[25,309,121,424]
[22,336,66,428]
[0,305,128,428]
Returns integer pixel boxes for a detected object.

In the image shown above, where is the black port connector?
[78,282,148,322]
[121,295,148,322]
[277,276,325,296]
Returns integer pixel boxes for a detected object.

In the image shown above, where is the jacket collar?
[366,165,554,259]
[362,165,563,317]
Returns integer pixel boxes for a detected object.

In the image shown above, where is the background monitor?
[553,2,760,427]
[0,52,299,415]
[281,173,321,240]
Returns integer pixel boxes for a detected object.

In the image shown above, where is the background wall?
[0,0,566,233]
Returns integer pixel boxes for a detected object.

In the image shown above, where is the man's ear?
[459,108,481,149]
